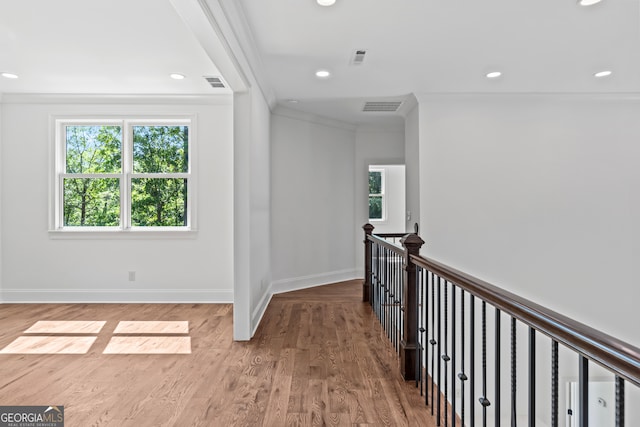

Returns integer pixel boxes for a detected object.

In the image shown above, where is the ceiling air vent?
[204,76,226,88]
[363,101,402,112]
[351,49,367,65]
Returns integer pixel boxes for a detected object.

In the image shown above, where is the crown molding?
[218,0,277,109]
[0,93,232,105]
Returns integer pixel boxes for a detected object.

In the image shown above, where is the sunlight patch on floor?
[0,336,97,354]
[0,320,191,355]
[24,320,107,334]
[113,320,189,334]
[103,336,191,354]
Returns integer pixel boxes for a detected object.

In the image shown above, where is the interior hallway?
[0,280,435,426]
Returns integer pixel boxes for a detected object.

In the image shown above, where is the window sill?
[368,219,388,224]
[48,228,197,240]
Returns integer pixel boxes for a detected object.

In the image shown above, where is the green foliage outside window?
[64,178,120,226]
[62,124,189,227]
[369,171,381,194]
[369,196,382,219]
[66,125,122,174]
[64,126,122,226]
[369,171,383,220]
[132,126,189,226]
[133,126,188,173]
[131,178,187,226]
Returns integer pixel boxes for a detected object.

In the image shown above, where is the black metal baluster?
[385,248,390,341]
[380,247,387,334]
[471,295,476,427]
[400,253,405,354]
[443,280,449,427]
[385,249,395,347]
[388,250,392,344]
[480,301,490,427]
[424,269,429,405]
[385,247,390,340]
[431,272,436,414]
[390,251,394,347]
[392,251,397,350]
[511,317,516,427]
[376,244,381,320]
[529,328,535,427]
[615,376,624,427]
[551,340,558,427]
[459,290,467,427]
[376,245,380,321]
[394,252,398,349]
[398,253,402,353]
[452,285,457,427]
[579,356,588,427]
[495,308,501,427]
[418,268,425,391]
[437,276,442,426]
[372,244,376,317]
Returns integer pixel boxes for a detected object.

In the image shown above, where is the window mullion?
[55,124,65,229]
[122,121,132,230]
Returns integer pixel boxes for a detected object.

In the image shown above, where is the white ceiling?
[0,0,228,95]
[1,0,638,125]
[234,0,640,125]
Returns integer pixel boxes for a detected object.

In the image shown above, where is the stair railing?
[363,223,640,427]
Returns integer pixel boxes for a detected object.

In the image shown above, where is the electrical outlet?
[128,271,136,281]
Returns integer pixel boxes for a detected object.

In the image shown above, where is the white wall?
[418,94,639,345]
[0,95,234,302]
[404,102,420,234]
[0,97,2,299]
[232,89,273,340]
[417,94,640,425]
[270,108,357,291]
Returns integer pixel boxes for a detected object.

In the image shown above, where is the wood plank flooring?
[0,280,436,426]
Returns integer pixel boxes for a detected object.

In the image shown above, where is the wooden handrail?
[410,253,640,387]
[367,233,406,254]
[374,232,409,238]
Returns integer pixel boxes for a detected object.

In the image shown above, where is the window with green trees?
[54,119,193,231]
[369,169,384,220]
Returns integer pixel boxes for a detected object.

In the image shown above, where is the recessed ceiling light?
[170,73,185,80]
[578,0,602,6]
[315,70,331,79]
[1,72,18,79]
[317,0,336,6]
[486,71,502,79]
[594,70,612,78]
[286,99,299,104]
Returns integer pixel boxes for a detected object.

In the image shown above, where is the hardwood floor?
[0,280,436,426]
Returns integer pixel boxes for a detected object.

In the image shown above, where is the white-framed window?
[51,117,195,233]
[368,168,385,221]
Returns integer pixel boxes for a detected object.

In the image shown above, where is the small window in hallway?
[369,168,384,220]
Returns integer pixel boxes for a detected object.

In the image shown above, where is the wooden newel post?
[400,233,425,380]
[362,223,375,303]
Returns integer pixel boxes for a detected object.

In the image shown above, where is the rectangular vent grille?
[363,101,402,112]
[352,49,367,65]
[204,76,226,88]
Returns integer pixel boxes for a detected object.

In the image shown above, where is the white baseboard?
[251,283,273,337]
[271,269,359,295]
[0,289,234,303]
